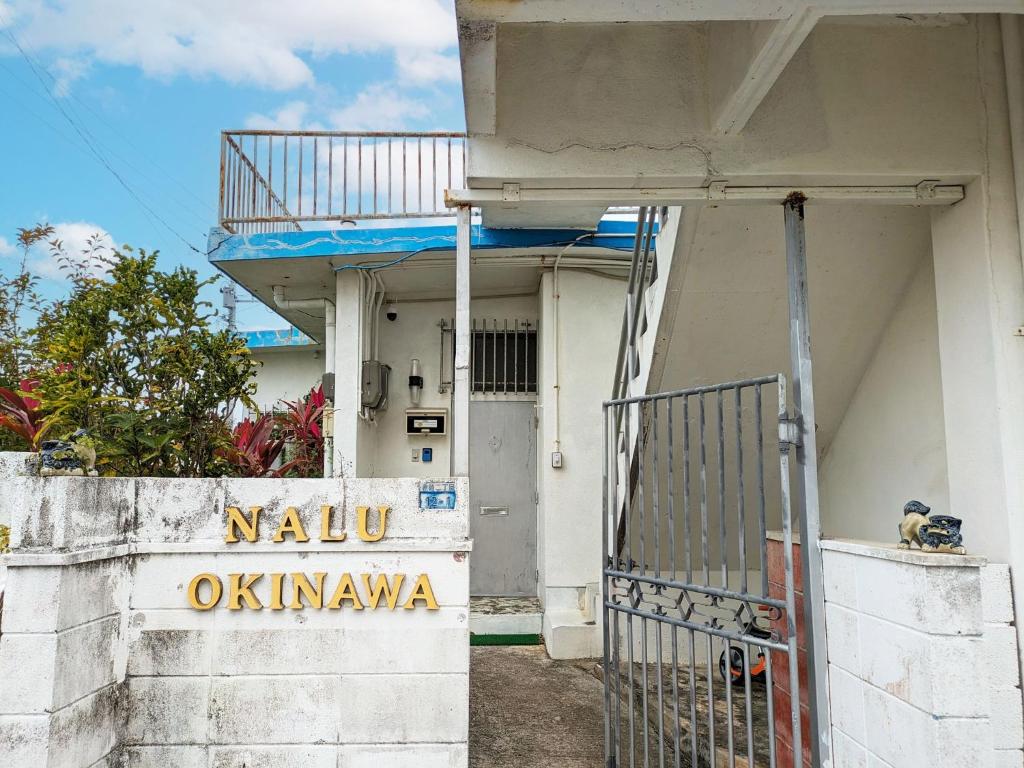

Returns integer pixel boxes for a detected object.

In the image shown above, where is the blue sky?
[0,0,464,330]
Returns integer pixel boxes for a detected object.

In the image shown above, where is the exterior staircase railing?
[609,206,671,558]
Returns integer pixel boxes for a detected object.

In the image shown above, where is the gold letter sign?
[188,503,440,612]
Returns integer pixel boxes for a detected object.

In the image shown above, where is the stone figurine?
[918,515,966,555]
[898,500,966,555]
[40,429,98,477]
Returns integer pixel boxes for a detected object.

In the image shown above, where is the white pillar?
[931,15,1024,675]
[453,206,471,478]
[334,270,363,478]
[932,180,1024,665]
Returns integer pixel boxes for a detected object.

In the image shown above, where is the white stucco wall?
[249,346,325,413]
[369,295,538,479]
[536,269,624,654]
[818,256,950,543]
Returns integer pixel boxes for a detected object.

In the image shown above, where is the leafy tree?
[0,226,52,450]
[29,245,259,476]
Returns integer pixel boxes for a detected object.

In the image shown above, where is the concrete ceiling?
[661,203,935,456]
[455,0,1014,229]
[457,0,1015,139]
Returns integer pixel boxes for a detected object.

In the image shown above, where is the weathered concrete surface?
[0,472,472,767]
[469,646,605,768]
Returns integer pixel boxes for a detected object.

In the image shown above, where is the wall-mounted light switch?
[551,451,563,469]
[411,449,420,462]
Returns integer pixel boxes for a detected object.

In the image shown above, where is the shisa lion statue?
[39,429,98,477]
[898,499,966,555]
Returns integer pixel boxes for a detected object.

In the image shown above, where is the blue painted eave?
[243,327,316,349]
[208,219,646,264]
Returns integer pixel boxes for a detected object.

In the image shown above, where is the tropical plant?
[218,414,287,478]
[0,226,53,451]
[0,379,52,450]
[276,384,326,478]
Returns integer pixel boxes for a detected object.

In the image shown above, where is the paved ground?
[470,646,606,768]
[469,647,770,768]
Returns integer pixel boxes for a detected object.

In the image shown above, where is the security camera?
[385,304,398,321]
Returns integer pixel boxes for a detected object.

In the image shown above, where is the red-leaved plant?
[0,378,51,450]
[276,384,325,478]
[218,414,287,478]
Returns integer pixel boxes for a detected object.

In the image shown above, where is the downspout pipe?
[272,285,336,478]
[1003,14,1024,271]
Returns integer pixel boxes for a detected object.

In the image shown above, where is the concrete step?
[470,596,542,641]
[544,610,602,660]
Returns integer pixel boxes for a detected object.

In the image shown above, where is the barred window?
[471,319,537,394]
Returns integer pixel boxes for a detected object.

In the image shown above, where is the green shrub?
[24,241,259,477]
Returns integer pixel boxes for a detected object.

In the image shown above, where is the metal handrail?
[218,130,468,234]
[611,207,658,402]
[609,206,661,557]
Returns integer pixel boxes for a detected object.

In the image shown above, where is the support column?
[933,9,1024,683]
[453,205,471,478]
[784,194,833,768]
[932,178,1024,669]
[333,269,362,478]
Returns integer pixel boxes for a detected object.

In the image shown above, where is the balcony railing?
[218,130,467,234]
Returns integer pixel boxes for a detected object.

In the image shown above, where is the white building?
[208,4,1024,766]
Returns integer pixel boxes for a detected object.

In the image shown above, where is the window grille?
[437,318,538,395]
[471,319,537,394]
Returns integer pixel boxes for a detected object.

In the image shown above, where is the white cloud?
[51,56,90,97]
[0,235,15,257]
[244,100,324,131]
[327,83,430,131]
[246,83,434,133]
[3,0,459,91]
[28,222,116,281]
[396,49,460,86]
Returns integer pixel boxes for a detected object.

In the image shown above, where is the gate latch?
[778,415,802,451]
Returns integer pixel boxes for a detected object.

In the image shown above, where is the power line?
[0,58,214,231]
[0,19,209,256]
[0,57,216,223]
[0,64,213,237]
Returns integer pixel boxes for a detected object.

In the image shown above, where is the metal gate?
[602,374,805,768]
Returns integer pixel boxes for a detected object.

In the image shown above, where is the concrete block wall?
[821,539,1020,768]
[0,476,133,766]
[981,564,1023,768]
[0,461,470,768]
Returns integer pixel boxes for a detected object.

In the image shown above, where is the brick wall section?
[821,539,1011,768]
[767,536,811,768]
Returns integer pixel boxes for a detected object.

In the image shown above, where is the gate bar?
[784,193,833,767]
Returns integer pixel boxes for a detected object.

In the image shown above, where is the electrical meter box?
[361,361,391,410]
[406,408,447,435]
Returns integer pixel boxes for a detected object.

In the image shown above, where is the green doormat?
[470,633,543,646]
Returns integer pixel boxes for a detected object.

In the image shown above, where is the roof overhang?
[208,220,645,341]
